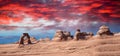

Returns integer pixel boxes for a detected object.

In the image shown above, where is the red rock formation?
[97,25,113,36]
[19,33,32,45]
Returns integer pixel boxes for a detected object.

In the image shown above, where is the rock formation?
[85,32,94,39]
[97,25,113,36]
[64,31,73,40]
[53,30,62,41]
[53,30,66,41]
[87,32,94,36]
[16,37,37,44]
[74,29,94,40]
[74,29,81,40]
[24,37,37,43]
[19,33,32,45]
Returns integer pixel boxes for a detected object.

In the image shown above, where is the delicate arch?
[19,33,32,45]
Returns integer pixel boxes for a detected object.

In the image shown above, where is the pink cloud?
[0,0,120,31]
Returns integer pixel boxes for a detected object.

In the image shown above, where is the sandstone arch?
[19,33,32,45]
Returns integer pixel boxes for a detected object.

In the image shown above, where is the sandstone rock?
[97,25,113,36]
[63,31,71,37]
[93,35,101,39]
[54,30,62,38]
[79,32,87,40]
[74,29,94,40]
[114,32,120,36]
[19,33,32,45]
[24,37,37,43]
[74,29,81,40]
[44,37,51,41]
[84,32,94,39]
[52,30,62,41]
[64,31,73,40]
[40,37,51,42]
[87,32,94,36]
[53,30,66,41]
[52,37,61,42]
[16,36,37,44]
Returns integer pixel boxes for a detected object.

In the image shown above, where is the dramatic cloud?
[0,25,17,30]
[0,0,120,31]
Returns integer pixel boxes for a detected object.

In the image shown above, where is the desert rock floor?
[0,36,120,56]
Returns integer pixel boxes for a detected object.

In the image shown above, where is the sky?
[0,0,120,43]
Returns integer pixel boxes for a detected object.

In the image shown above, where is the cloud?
[0,25,18,30]
[0,0,120,31]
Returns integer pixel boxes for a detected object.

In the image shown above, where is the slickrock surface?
[0,36,120,56]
